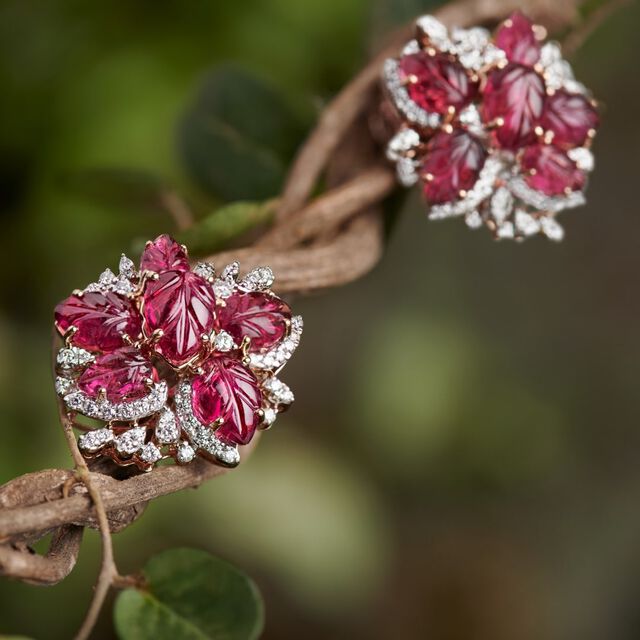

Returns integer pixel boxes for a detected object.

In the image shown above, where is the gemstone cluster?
[384,12,600,241]
[54,235,302,470]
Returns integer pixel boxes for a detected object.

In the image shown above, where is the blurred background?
[1,1,639,638]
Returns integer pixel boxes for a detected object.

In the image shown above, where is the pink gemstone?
[78,347,156,402]
[140,234,190,273]
[143,270,216,367]
[520,144,586,196]
[482,64,546,150]
[399,51,478,115]
[191,356,262,445]
[421,130,487,204]
[55,291,142,352]
[494,11,540,66]
[541,90,599,147]
[217,292,291,353]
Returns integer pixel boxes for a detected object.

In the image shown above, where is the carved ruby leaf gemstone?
[494,11,540,66]
[191,356,262,445]
[55,291,142,352]
[217,292,291,352]
[481,64,546,150]
[541,90,599,147]
[421,129,487,204]
[143,270,216,367]
[520,144,586,196]
[140,234,190,274]
[399,51,478,115]
[78,347,156,402]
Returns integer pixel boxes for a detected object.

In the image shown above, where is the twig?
[160,189,195,231]
[60,408,119,640]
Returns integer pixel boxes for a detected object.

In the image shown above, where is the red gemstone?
[520,144,586,196]
[140,234,190,274]
[143,270,216,367]
[191,356,262,445]
[217,292,291,352]
[399,51,478,115]
[55,291,142,352]
[482,64,546,150]
[421,130,487,204]
[494,11,540,66]
[78,347,156,402]
[541,90,599,147]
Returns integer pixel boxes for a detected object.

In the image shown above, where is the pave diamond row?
[249,316,303,371]
[61,380,168,422]
[174,381,240,467]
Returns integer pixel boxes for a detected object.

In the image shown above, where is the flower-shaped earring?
[54,235,302,469]
[384,12,600,241]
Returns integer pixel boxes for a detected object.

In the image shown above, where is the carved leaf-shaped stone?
[55,290,142,352]
[143,270,216,367]
[481,64,546,150]
[77,347,156,402]
[140,234,190,274]
[217,291,291,352]
[191,356,262,445]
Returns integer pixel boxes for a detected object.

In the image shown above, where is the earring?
[383,11,600,241]
[53,235,302,469]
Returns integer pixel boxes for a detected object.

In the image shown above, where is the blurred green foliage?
[1,0,640,639]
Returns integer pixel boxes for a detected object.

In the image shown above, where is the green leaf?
[114,548,264,640]
[177,200,276,256]
[178,64,309,202]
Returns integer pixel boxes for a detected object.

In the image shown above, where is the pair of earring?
[52,12,600,470]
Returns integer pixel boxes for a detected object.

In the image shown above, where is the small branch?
[60,409,118,640]
[160,189,195,231]
[0,526,83,586]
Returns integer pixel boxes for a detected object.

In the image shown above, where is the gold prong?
[63,325,79,347]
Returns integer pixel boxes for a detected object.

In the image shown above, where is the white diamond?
[57,346,94,371]
[482,44,506,67]
[540,216,565,242]
[78,428,114,453]
[465,210,483,229]
[140,442,162,464]
[119,254,136,279]
[213,279,235,299]
[496,221,515,240]
[545,60,575,91]
[458,105,483,136]
[395,159,419,187]
[221,262,239,280]
[193,262,215,281]
[155,407,179,443]
[387,128,420,160]
[539,42,562,67]
[491,187,514,224]
[416,15,449,48]
[515,210,541,236]
[262,376,294,406]
[239,267,274,292]
[55,376,75,396]
[213,330,236,352]
[568,147,594,172]
[262,407,277,427]
[115,426,146,455]
[176,441,195,464]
